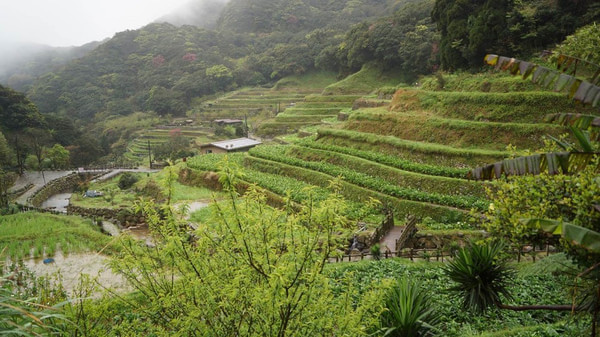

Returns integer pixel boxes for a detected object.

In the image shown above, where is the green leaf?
[484,54,499,66]
[521,218,600,253]
[545,113,600,129]
[574,81,593,102]
[583,85,600,104]
[570,126,593,152]
[553,73,573,92]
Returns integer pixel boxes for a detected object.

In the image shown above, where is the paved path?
[11,168,159,206]
[11,171,74,205]
[379,225,406,253]
[91,168,159,183]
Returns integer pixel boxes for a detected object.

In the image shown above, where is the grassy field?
[70,171,220,209]
[0,213,113,260]
[323,63,407,95]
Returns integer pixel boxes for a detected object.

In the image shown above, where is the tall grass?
[346,112,564,150]
[323,63,406,95]
[0,213,113,260]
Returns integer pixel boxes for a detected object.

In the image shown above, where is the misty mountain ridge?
[154,0,229,28]
[0,40,104,90]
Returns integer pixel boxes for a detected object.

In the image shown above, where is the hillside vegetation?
[184,69,597,226]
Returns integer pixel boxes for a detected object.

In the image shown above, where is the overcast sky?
[0,0,193,47]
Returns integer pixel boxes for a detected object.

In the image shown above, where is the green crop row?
[248,146,487,210]
[350,111,561,133]
[0,213,114,259]
[282,108,341,115]
[275,115,332,123]
[304,95,362,102]
[316,128,509,167]
[419,72,541,93]
[287,145,486,197]
[244,155,467,222]
[295,138,469,178]
[185,154,374,219]
[220,98,300,103]
[295,102,352,108]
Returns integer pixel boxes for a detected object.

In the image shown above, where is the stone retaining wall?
[66,205,145,228]
[29,173,80,207]
[28,172,107,207]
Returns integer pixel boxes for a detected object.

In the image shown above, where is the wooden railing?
[394,216,418,252]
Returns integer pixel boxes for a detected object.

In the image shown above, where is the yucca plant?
[444,241,514,313]
[378,278,440,337]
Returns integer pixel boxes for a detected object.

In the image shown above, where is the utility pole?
[14,135,24,175]
[147,140,152,169]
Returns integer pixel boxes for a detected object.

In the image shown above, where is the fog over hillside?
[0,0,229,89]
[155,0,229,28]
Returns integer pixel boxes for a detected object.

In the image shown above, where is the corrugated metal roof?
[204,137,262,150]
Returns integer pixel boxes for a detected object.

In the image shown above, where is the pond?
[40,193,72,213]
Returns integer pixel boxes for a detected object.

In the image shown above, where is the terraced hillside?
[124,127,216,163]
[193,87,319,123]
[124,75,338,163]
[256,94,360,137]
[187,72,599,227]
[256,65,406,137]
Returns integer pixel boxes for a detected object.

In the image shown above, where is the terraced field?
[183,71,596,231]
[193,87,321,123]
[256,94,360,137]
[124,127,216,163]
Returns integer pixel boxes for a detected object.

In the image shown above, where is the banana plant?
[521,218,600,253]
[468,54,600,180]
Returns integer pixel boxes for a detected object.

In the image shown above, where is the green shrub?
[445,241,514,313]
[118,172,140,190]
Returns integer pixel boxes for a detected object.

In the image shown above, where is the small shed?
[200,137,262,154]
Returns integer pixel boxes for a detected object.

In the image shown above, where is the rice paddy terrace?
[123,127,214,163]
[188,72,597,227]
[124,85,330,162]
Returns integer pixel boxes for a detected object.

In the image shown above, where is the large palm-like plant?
[379,278,440,337]
[444,241,513,313]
